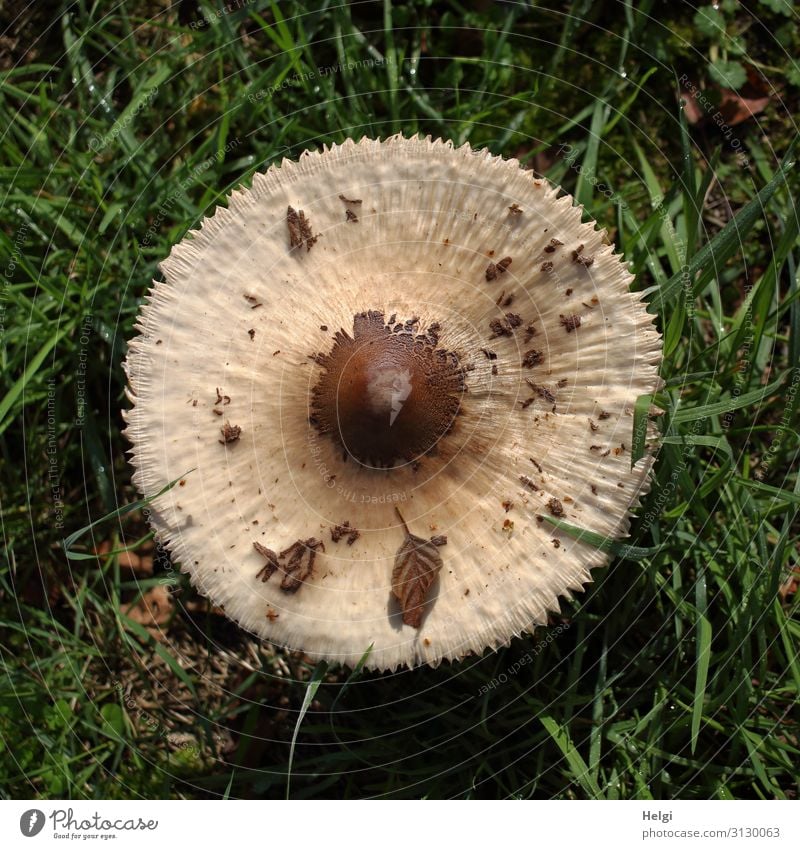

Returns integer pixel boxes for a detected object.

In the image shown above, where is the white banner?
[0,800,796,849]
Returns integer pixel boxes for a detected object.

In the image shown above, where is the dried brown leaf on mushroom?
[123,136,662,671]
[391,509,445,628]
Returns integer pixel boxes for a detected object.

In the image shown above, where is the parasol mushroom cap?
[123,135,662,671]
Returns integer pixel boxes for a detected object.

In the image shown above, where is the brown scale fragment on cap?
[254,542,279,581]
[392,509,444,628]
[547,498,564,517]
[219,422,241,444]
[243,293,263,308]
[488,318,505,336]
[572,244,594,266]
[489,312,523,338]
[310,310,466,467]
[278,538,324,592]
[502,500,514,512]
[522,349,544,368]
[525,379,556,408]
[339,193,362,204]
[520,475,539,492]
[287,206,319,251]
[541,261,553,272]
[485,256,512,281]
[255,538,324,593]
[560,314,582,333]
[508,203,522,216]
[544,238,563,253]
[331,521,360,545]
[480,347,497,360]
[286,206,303,249]
[345,208,358,223]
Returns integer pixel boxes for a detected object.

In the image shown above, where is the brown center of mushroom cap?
[310,310,467,467]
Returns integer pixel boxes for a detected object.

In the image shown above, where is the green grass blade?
[654,135,797,310]
[670,373,784,425]
[575,99,607,209]
[540,714,604,799]
[286,660,328,799]
[631,393,655,464]
[540,516,661,560]
[330,645,373,712]
[62,473,191,557]
[0,324,72,432]
[691,570,711,754]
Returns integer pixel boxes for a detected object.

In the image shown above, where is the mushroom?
[123,135,662,671]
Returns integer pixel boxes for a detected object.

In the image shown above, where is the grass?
[1,0,799,799]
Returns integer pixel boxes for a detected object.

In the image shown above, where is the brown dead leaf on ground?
[118,551,154,576]
[96,540,155,576]
[779,565,800,603]
[122,585,174,631]
[682,68,771,128]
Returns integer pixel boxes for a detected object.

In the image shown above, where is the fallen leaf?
[392,509,443,628]
[123,585,174,629]
[779,565,800,602]
[117,550,154,576]
[716,87,771,126]
[682,67,771,128]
